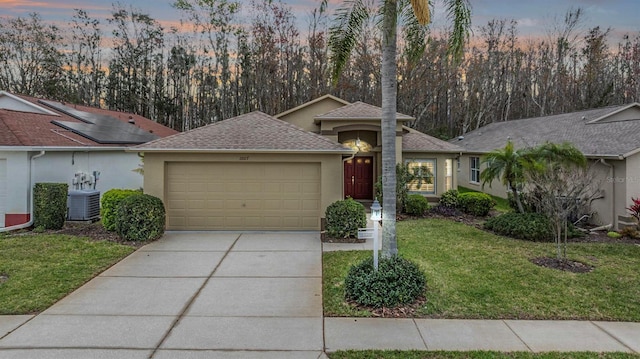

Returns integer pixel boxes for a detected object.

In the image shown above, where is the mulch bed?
[348,296,428,318]
[52,221,144,247]
[530,257,594,273]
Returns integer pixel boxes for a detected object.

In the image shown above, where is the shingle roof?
[453,104,640,158]
[135,111,354,153]
[402,128,464,153]
[0,94,177,147]
[314,101,414,121]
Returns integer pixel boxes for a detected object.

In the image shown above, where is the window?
[470,156,480,183]
[406,159,435,194]
[445,159,453,191]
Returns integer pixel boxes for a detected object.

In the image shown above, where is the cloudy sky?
[1,0,638,41]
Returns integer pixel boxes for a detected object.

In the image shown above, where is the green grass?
[328,351,640,359]
[458,186,511,213]
[323,219,640,320]
[0,234,135,314]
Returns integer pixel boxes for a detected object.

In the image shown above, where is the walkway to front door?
[344,157,373,200]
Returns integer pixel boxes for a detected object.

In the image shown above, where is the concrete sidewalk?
[0,231,638,358]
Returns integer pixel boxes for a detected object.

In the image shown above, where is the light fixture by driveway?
[371,199,381,269]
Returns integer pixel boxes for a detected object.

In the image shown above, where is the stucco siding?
[457,154,508,198]
[626,153,640,205]
[0,150,143,228]
[277,99,344,133]
[33,151,143,192]
[0,152,30,222]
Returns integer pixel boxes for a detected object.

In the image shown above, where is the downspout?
[599,158,616,230]
[0,151,46,232]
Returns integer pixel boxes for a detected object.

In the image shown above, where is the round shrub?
[325,198,367,238]
[345,256,426,308]
[439,189,459,208]
[114,194,165,241]
[484,212,553,242]
[405,194,430,216]
[101,189,141,231]
[458,192,496,216]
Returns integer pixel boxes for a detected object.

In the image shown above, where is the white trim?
[586,102,640,124]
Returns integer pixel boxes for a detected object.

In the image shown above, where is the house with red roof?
[0,91,177,230]
[135,95,463,231]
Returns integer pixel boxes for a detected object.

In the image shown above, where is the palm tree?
[480,140,534,213]
[326,0,471,257]
[481,140,588,213]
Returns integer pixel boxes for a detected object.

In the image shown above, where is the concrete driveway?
[0,232,327,359]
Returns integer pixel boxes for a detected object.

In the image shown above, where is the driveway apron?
[0,232,325,359]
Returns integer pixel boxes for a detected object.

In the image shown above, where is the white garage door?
[166,162,321,230]
[0,159,6,227]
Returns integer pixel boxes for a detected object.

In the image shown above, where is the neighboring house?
[0,91,177,230]
[454,103,640,230]
[135,95,463,231]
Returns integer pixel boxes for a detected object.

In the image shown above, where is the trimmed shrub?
[33,183,68,230]
[345,255,426,308]
[101,189,141,231]
[438,189,459,208]
[484,212,553,242]
[325,198,367,238]
[405,194,430,216]
[607,231,622,239]
[458,192,496,217]
[114,194,165,241]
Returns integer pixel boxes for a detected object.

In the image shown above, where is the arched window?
[343,138,372,153]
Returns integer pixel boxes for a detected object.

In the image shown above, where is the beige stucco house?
[454,103,640,230]
[135,95,463,231]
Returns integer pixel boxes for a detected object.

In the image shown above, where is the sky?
[0,0,638,42]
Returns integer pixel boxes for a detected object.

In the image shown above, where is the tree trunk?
[381,0,398,258]
[510,185,524,213]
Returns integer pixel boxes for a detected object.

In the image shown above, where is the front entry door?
[344,157,373,200]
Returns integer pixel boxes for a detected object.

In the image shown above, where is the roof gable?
[0,91,59,116]
[275,94,350,119]
[135,111,353,153]
[587,103,640,124]
[315,101,414,122]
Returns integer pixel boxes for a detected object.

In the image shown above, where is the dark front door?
[344,157,373,199]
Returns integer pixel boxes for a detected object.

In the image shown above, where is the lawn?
[323,218,640,320]
[328,351,640,359]
[0,234,135,314]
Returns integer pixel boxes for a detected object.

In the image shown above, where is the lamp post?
[370,199,382,270]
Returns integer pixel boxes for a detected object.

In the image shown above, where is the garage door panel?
[166,162,321,230]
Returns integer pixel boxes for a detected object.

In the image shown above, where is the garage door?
[166,162,321,230]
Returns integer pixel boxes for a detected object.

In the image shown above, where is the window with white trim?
[405,159,436,194]
[470,156,480,183]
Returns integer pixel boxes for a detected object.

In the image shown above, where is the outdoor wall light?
[370,199,382,221]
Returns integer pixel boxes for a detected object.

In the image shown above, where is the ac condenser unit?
[67,190,101,221]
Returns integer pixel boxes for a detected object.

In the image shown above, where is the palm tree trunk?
[510,185,525,213]
[381,0,398,258]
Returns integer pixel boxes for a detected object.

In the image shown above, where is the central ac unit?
[67,190,100,221]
